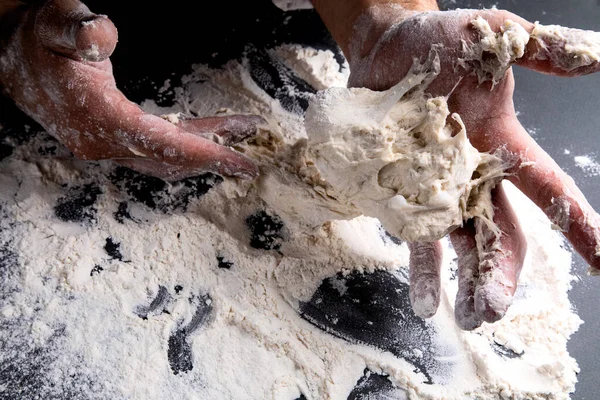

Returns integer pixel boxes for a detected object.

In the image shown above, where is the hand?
[0,0,261,181]
[342,5,600,329]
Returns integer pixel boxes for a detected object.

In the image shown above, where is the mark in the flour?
[104,237,125,261]
[216,255,234,269]
[114,201,136,224]
[347,369,408,400]
[0,326,112,398]
[491,334,524,359]
[168,293,213,375]
[491,342,524,359]
[90,265,104,276]
[54,184,101,224]
[109,166,222,213]
[246,210,285,251]
[299,270,454,385]
[378,224,403,246]
[246,47,315,114]
[134,286,172,320]
[0,206,19,300]
[37,144,57,156]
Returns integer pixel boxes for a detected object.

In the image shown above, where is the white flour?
[0,44,582,399]
[574,154,600,177]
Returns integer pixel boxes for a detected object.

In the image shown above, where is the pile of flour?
[0,43,582,399]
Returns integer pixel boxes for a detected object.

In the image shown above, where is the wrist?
[312,0,438,61]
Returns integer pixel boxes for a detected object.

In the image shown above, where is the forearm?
[312,0,438,60]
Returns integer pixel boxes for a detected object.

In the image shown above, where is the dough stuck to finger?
[461,17,530,84]
[529,23,600,71]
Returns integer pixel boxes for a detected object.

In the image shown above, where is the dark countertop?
[0,1,598,399]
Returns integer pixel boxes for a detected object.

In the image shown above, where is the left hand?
[0,0,261,181]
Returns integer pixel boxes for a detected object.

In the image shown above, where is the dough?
[303,56,505,242]
[248,54,505,242]
[463,17,530,84]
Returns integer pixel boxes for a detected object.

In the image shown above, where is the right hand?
[346,5,600,329]
[0,0,261,181]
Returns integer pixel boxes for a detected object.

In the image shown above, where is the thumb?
[34,0,118,62]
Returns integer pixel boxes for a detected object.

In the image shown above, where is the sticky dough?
[302,56,505,242]
[255,16,600,242]
[254,54,506,242]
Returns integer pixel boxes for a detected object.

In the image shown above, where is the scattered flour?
[0,44,583,400]
[270,44,349,90]
[574,154,600,177]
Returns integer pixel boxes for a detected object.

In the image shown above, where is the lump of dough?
[304,60,504,242]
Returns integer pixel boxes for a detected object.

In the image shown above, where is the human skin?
[0,0,262,181]
[312,0,600,329]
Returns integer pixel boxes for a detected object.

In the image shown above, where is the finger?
[482,118,600,274]
[408,241,442,319]
[519,24,600,77]
[63,113,258,179]
[449,222,482,331]
[473,183,527,323]
[112,106,258,179]
[176,115,265,146]
[42,62,258,179]
[471,10,600,77]
[35,0,118,62]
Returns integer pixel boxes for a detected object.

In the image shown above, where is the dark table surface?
[0,0,599,399]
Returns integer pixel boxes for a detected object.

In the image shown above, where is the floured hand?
[0,0,261,181]
[314,1,600,329]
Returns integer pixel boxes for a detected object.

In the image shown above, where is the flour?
[270,44,350,90]
[0,44,582,400]
[574,154,600,177]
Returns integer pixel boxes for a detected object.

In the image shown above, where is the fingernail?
[410,276,440,319]
[242,115,267,126]
[228,166,259,180]
[75,15,118,62]
[474,283,512,323]
[236,171,258,180]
